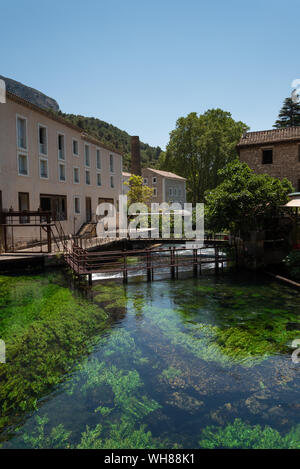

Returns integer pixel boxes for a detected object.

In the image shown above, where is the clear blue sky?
[1,0,299,149]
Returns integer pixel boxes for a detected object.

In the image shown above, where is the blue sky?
[1,0,300,149]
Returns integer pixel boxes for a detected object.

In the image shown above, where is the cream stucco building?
[0,91,123,244]
[122,168,186,206]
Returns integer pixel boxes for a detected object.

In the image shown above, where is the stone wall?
[239,141,300,191]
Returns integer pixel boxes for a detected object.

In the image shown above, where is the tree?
[125,175,153,206]
[159,110,248,204]
[205,161,293,237]
[274,97,300,128]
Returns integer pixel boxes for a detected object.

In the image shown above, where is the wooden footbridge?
[65,237,233,284]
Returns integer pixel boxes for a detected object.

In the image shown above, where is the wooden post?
[170,247,175,279]
[193,249,198,277]
[147,249,152,282]
[123,252,128,283]
[215,246,219,274]
[88,274,92,286]
[46,213,52,253]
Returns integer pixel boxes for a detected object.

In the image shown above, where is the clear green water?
[1,270,300,449]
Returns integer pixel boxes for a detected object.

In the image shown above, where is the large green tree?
[274,97,300,128]
[159,110,248,204]
[205,161,293,237]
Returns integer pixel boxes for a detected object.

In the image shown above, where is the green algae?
[0,274,109,432]
[19,414,160,449]
[199,419,300,449]
[144,303,300,367]
[160,367,182,380]
[2,272,300,449]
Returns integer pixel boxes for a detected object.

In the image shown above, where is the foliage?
[145,278,300,367]
[22,416,72,449]
[199,419,300,449]
[205,161,293,236]
[59,112,162,170]
[125,174,154,206]
[0,274,108,431]
[283,250,300,281]
[159,109,248,203]
[77,418,158,449]
[274,97,300,128]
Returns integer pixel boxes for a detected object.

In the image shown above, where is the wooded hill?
[60,112,162,170]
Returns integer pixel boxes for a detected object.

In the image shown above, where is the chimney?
[131,136,141,176]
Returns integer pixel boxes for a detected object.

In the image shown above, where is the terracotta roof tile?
[238,127,300,147]
[145,168,186,180]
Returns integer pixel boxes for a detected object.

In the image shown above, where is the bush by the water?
[283,250,300,281]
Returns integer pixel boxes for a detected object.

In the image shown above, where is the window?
[178,188,182,196]
[73,167,80,184]
[73,139,79,156]
[58,163,66,182]
[97,172,102,186]
[262,149,273,164]
[110,175,114,188]
[143,177,148,185]
[18,153,28,176]
[174,188,177,196]
[39,125,47,155]
[152,177,157,184]
[169,187,173,196]
[96,149,101,170]
[153,187,157,197]
[74,197,80,214]
[85,170,91,185]
[58,134,65,160]
[85,145,90,167]
[39,158,48,179]
[17,116,27,149]
[110,154,114,172]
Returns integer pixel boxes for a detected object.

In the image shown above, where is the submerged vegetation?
[0,273,108,432]
[1,271,300,449]
[199,419,300,449]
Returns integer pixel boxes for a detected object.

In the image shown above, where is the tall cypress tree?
[274,97,300,128]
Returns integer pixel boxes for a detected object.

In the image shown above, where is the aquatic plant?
[0,274,109,432]
[145,299,300,367]
[76,418,158,449]
[199,419,300,449]
[22,415,72,449]
[160,367,182,380]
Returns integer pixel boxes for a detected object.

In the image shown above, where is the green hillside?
[60,112,162,170]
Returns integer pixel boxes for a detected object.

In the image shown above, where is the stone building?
[237,127,300,191]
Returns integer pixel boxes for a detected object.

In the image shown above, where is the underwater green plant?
[160,367,182,380]
[19,414,160,449]
[145,300,300,367]
[199,419,300,449]
[0,274,109,432]
[76,417,159,449]
[21,415,72,449]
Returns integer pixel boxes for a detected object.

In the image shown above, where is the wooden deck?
[65,241,232,284]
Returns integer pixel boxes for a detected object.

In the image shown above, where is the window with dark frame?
[262,149,273,164]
